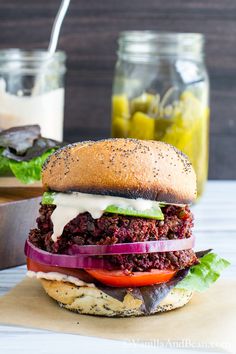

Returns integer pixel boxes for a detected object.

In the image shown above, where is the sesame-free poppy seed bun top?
[42,139,196,204]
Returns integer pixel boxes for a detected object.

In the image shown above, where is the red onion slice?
[25,236,195,270]
[24,240,113,270]
[67,236,195,256]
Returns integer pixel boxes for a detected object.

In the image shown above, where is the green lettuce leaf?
[176,252,230,292]
[42,191,55,204]
[0,148,12,176]
[0,149,55,184]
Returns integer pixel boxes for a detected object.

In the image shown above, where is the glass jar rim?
[0,49,66,75]
[0,49,66,62]
[120,31,204,43]
[118,31,205,60]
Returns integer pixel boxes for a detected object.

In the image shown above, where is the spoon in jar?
[32,0,70,95]
[48,0,70,55]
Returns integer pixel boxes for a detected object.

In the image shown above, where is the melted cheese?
[27,271,95,288]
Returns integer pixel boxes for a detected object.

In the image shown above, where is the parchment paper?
[0,277,235,353]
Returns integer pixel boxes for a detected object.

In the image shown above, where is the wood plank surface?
[0,188,42,203]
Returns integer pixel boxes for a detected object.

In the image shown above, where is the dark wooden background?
[0,0,235,179]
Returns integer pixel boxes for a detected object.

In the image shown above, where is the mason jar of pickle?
[111,31,209,198]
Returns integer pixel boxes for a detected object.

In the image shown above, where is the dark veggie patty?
[29,204,198,272]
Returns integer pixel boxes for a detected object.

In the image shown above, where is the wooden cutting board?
[0,178,43,269]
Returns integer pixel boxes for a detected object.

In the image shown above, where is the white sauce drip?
[27,271,95,288]
[50,192,162,242]
[50,192,185,242]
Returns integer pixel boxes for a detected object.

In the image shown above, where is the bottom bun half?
[40,279,193,317]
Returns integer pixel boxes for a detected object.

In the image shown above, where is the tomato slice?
[27,258,176,288]
[86,268,176,287]
[27,258,95,283]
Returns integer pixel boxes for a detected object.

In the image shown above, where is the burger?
[25,139,229,317]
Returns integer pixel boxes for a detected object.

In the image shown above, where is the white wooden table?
[0,181,235,354]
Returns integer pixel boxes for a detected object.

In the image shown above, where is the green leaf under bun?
[176,252,230,292]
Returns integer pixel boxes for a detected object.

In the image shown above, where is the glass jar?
[0,49,66,141]
[111,32,209,198]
